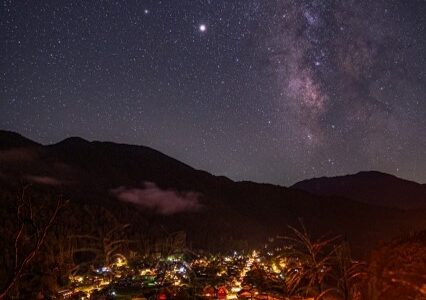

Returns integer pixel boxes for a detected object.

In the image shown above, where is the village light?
[271,263,281,274]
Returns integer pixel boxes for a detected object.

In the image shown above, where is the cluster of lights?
[61,247,301,299]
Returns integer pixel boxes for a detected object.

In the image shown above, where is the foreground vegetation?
[0,188,425,299]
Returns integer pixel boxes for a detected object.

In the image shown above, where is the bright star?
[199,24,206,32]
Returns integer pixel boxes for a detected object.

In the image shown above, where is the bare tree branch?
[0,193,65,300]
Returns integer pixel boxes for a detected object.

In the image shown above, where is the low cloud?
[111,182,202,215]
[25,175,63,186]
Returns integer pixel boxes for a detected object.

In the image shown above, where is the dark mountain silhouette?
[292,171,426,210]
[0,130,40,149]
[1,130,425,256]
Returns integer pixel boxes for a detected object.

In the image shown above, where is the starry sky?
[1,0,425,185]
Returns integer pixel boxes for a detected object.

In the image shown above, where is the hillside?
[292,171,426,209]
[1,130,425,256]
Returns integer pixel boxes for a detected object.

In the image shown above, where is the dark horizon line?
[1,128,425,187]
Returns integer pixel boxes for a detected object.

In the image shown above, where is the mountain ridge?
[1,129,425,255]
[292,171,426,209]
[0,129,40,149]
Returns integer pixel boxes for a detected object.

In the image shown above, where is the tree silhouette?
[0,187,65,299]
[72,206,133,266]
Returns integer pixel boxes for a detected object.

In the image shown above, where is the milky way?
[1,0,425,185]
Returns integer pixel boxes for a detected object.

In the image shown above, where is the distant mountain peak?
[55,136,89,145]
[1,130,425,255]
[353,170,401,179]
[354,170,390,176]
[0,130,40,149]
[292,171,426,209]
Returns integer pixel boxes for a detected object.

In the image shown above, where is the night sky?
[1,0,425,185]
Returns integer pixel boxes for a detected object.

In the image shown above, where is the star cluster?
[1,0,425,185]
